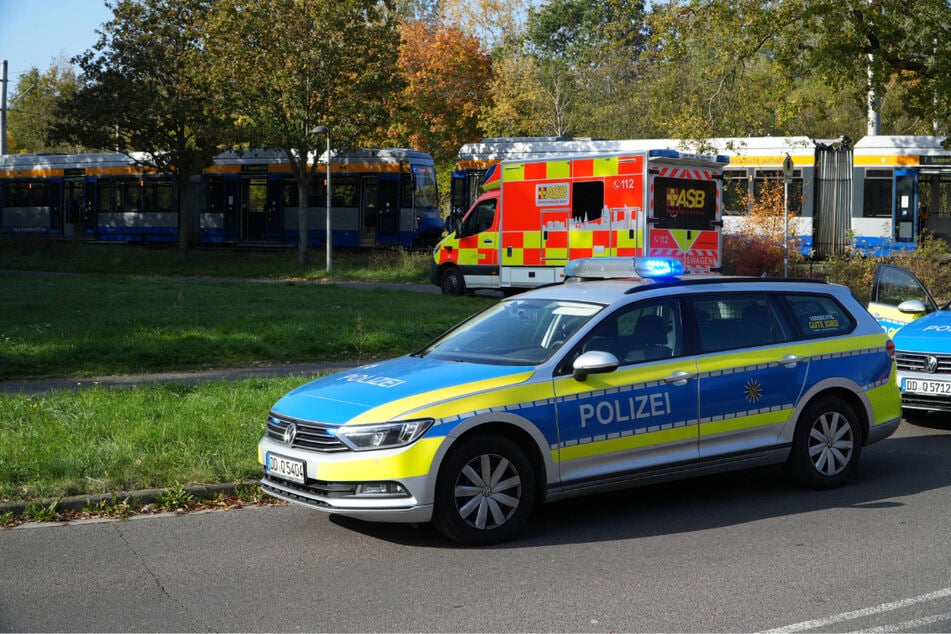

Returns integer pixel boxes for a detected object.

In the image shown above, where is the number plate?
[266,452,306,484]
[902,378,951,395]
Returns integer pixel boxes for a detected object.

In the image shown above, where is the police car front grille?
[895,351,951,374]
[266,415,348,452]
[900,393,951,411]
[261,475,357,499]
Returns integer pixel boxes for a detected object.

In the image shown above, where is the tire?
[432,435,536,546]
[440,266,465,296]
[788,395,862,490]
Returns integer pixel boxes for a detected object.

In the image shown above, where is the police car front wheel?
[789,395,862,490]
[433,435,537,546]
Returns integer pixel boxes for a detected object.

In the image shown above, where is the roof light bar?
[564,257,685,280]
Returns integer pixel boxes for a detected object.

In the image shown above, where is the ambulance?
[431,149,729,295]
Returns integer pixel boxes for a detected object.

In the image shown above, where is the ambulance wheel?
[432,434,536,546]
[440,267,465,295]
[788,395,862,490]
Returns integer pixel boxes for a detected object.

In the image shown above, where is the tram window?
[207,179,225,213]
[119,180,141,212]
[96,181,113,212]
[7,182,30,206]
[332,177,356,207]
[753,169,802,213]
[412,165,438,209]
[30,182,50,206]
[143,180,171,212]
[722,170,748,215]
[863,169,892,218]
[402,174,413,208]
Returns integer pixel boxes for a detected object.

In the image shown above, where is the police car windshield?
[421,299,604,366]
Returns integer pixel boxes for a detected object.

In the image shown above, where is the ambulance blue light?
[482,164,498,184]
[648,149,680,159]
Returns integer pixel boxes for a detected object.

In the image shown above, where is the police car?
[868,263,951,417]
[259,257,902,545]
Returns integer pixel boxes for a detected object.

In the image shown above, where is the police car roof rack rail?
[622,275,830,295]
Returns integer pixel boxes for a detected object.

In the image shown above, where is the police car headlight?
[333,419,434,451]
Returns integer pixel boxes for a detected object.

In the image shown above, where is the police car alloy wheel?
[789,396,862,490]
[433,435,537,546]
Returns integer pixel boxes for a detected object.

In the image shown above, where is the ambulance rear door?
[648,158,722,273]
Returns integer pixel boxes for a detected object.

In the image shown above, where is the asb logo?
[536,182,570,207]
[666,188,706,216]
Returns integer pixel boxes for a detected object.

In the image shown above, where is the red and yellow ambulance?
[431,149,729,294]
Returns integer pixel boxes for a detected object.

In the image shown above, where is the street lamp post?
[312,125,332,273]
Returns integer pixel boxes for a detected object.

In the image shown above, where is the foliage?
[386,20,492,165]
[5,63,84,154]
[722,179,804,276]
[206,0,403,264]
[53,0,236,259]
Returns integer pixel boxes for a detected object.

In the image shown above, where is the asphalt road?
[2,417,950,632]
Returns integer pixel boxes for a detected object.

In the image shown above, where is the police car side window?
[782,294,856,339]
[693,294,790,352]
[575,299,682,365]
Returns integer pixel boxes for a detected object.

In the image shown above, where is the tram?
[0,148,443,248]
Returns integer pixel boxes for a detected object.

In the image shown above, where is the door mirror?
[573,350,619,381]
[898,299,928,315]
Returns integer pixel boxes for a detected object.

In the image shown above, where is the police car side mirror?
[573,350,620,381]
[898,299,928,314]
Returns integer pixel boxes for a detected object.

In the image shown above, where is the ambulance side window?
[572,181,603,223]
[460,199,496,236]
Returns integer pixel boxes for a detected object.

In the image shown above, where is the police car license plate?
[903,378,951,395]
[266,452,306,484]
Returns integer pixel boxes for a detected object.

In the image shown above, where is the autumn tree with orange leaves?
[387,20,492,165]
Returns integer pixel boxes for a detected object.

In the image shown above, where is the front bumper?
[896,370,951,412]
[260,474,433,523]
[257,436,437,523]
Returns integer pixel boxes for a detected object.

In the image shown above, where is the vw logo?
[282,423,298,446]
[925,356,939,373]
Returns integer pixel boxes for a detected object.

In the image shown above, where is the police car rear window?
[783,294,855,338]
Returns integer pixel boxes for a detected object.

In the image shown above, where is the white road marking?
[760,586,951,633]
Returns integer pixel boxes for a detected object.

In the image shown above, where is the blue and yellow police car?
[259,257,902,545]
[869,263,951,418]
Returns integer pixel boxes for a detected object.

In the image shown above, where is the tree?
[206,0,403,265]
[385,20,492,165]
[6,61,84,154]
[53,0,234,260]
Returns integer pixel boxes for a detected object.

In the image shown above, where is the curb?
[0,481,260,518]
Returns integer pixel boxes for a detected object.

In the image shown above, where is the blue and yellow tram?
[0,148,443,248]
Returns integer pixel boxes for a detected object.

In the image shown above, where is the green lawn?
[0,242,497,509]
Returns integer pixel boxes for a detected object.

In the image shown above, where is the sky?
[0,0,114,87]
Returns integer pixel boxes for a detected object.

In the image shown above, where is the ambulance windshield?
[420,299,603,366]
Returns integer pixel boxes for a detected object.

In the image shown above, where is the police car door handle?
[664,370,696,386]
[779,353,807,367]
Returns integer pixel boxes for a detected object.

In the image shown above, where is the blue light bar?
[564,257,685,280]
[634,258,685,277]
[648,149,680,159]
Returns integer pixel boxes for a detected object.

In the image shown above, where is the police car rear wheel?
[433,435,536,546]
[440,267,465,295]
[789,396,861,490]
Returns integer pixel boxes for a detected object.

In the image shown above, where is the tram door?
[64,179,85,238]
[240,176,268,241]
[360,176,378,246]
[376,174,401,238]
[894,169,917,243]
